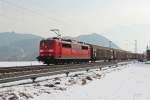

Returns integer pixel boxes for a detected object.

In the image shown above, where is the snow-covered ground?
[0,61,44,67]
[0,62,150,100]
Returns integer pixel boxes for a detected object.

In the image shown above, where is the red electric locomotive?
[37,37,91,64]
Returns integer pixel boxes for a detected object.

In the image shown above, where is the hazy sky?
[0,0,150,52]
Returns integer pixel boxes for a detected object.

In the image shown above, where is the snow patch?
[0,61,44,67]
[1,62,148,100]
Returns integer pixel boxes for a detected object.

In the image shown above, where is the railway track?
[0,61,130,84]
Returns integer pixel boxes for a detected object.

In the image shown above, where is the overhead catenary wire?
[0,0,90,35]
[0,0,80,28]
[0,0,64,24]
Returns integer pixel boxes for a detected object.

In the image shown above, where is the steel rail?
[0,61,130,84]
[0,62,103,78]
[0,61,118,73]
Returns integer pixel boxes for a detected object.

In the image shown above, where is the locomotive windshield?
[40,40,53,46]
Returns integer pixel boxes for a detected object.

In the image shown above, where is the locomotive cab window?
[62,43,71,48]
[40,40,44,45]
[47,40,53,46]
[40,40,53,46]
[81,46,88,50]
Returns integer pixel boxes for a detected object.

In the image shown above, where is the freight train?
[37,37,144,65]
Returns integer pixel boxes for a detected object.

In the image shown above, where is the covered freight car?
[90,45,113,61]
[90,45,136,62]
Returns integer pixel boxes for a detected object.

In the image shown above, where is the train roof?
[45,37,90,46]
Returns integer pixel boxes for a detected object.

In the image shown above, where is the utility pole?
[109,41,112,48]
[147,45,149,50]
[109,40,113,61]
[134,40,137,53]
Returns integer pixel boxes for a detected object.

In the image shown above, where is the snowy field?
[0,61,44,67]
[0,62,150,100]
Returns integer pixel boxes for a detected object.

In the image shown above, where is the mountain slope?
[0,32,43,61]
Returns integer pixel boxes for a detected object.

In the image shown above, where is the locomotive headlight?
[40,50,44,52]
